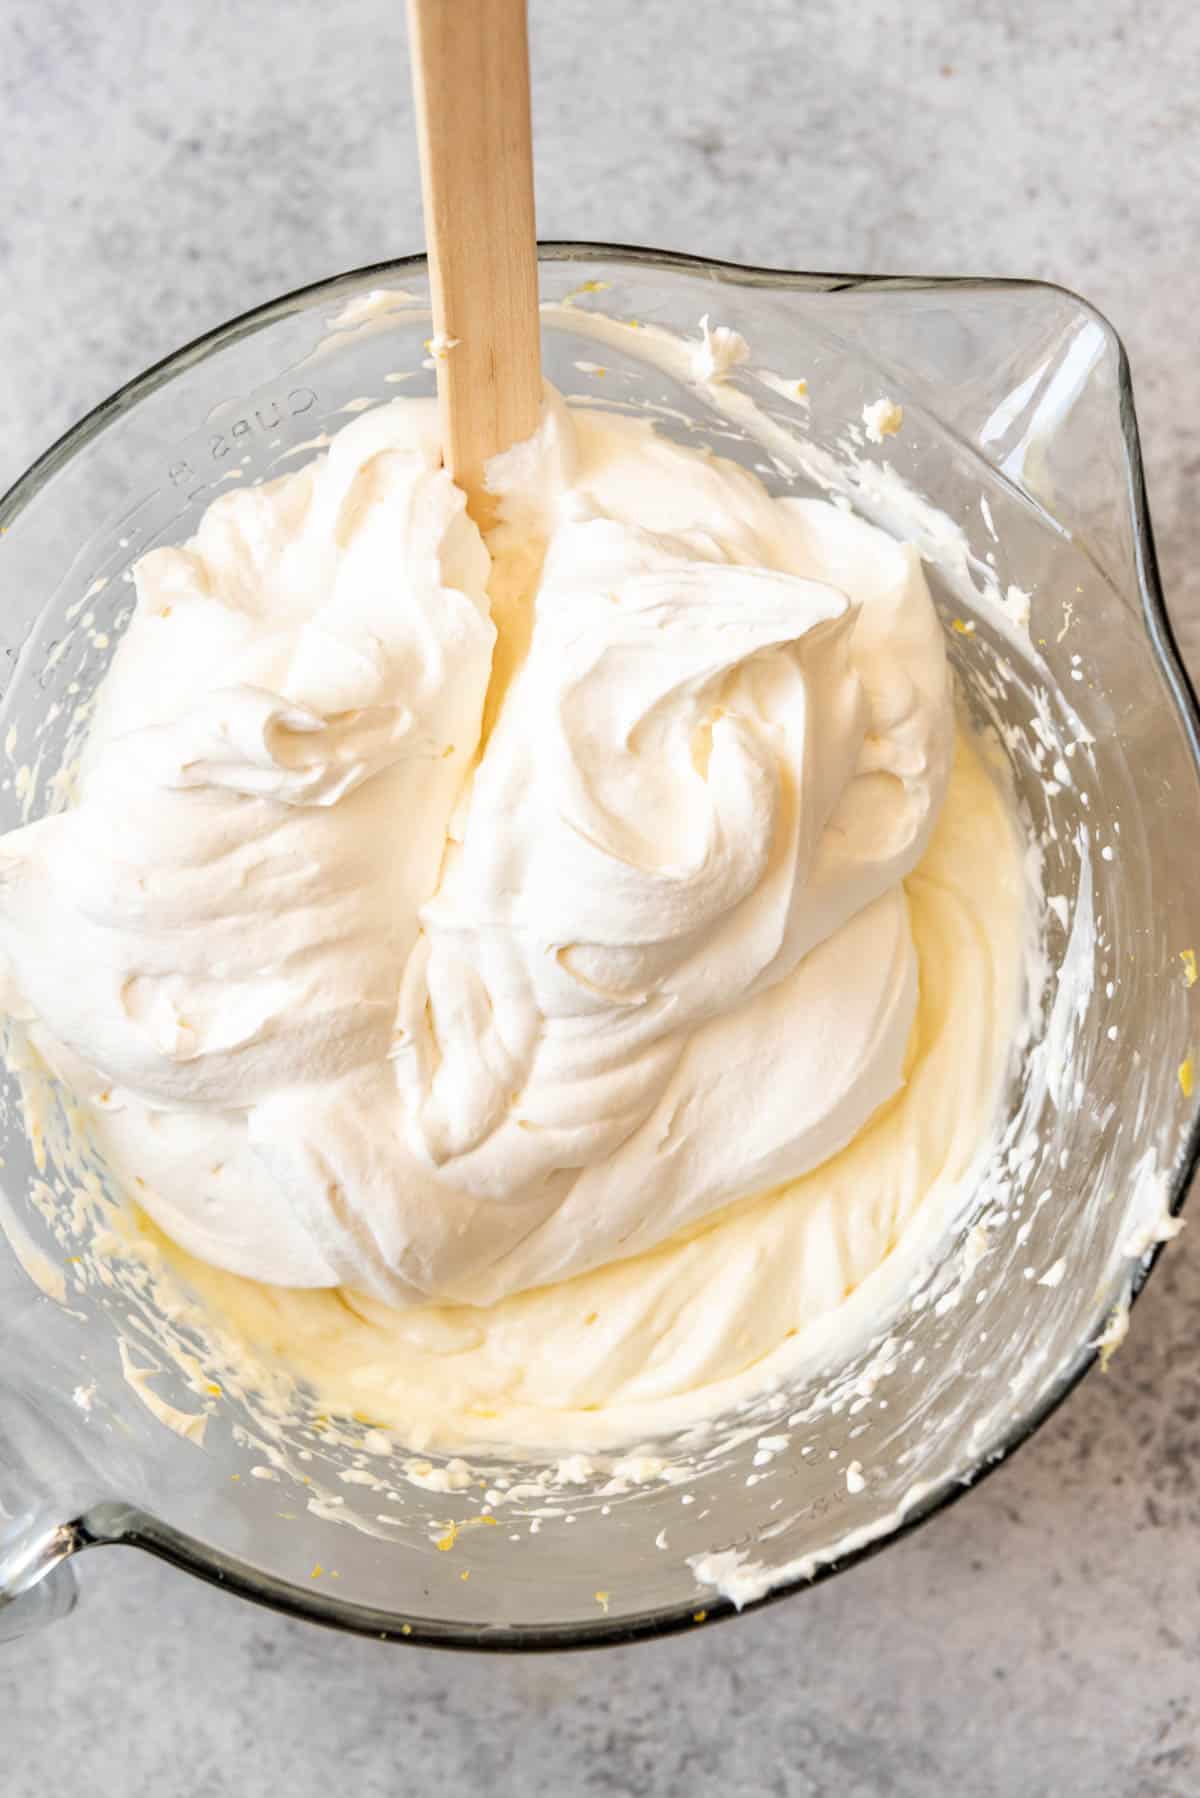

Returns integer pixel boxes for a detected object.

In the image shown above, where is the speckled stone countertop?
[4,2,1200,1792]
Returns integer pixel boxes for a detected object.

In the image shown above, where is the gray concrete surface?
[3,1,1200,1792]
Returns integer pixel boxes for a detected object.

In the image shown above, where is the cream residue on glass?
[0,378,1028,1453]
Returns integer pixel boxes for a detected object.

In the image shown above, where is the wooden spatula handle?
[407,0,543,521]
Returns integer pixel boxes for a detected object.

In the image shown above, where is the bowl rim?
[5,243,1200,1651]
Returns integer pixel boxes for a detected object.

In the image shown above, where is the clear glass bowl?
[1,248,1198,1649]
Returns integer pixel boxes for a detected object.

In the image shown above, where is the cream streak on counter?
[0,385,1025,1440]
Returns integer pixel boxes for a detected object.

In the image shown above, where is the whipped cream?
[0,392,971,1330]
[690,314,750,383]
[151,726,1026,1450]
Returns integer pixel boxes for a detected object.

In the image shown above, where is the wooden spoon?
[407,0,543,525]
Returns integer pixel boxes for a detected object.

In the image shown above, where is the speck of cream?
[862,398,903,443]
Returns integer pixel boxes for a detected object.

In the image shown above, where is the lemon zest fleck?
[434,1514,498,1552]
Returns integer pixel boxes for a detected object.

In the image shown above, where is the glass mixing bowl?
[2,248,1199,1648]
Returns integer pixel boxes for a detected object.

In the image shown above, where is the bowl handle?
[0,1519,81,1642]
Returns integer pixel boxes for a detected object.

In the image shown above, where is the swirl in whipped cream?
[0,390,953,1309]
